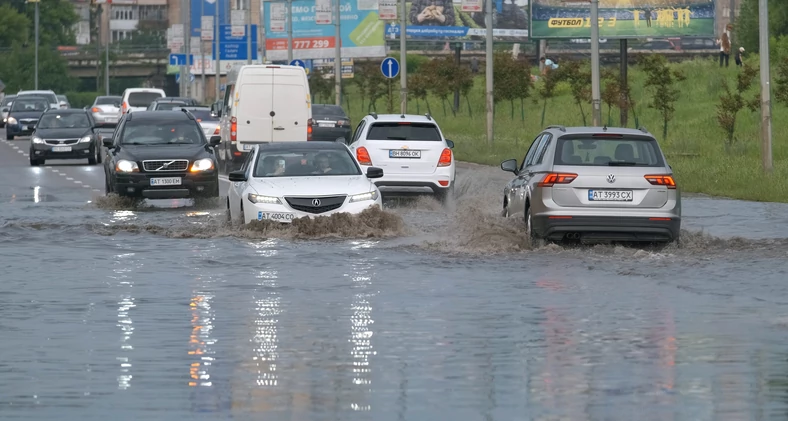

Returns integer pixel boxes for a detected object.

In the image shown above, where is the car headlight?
[190,158,214,172]
[349,191,379,203]
[31,136,45,144]
[247,193,281,205]
[78,136,92,143]
[6,117,17,125]
[115,159,139,173]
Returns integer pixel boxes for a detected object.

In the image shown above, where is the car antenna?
[425,113,432,121]
[400,114,405,118]
[602,124,607,131]
[369,112,378,120]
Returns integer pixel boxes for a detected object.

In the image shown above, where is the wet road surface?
[2,130,788,420]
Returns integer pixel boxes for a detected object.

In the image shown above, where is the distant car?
[119,87,166,117]
[17,90,60,110]
[57,95,71,109]
[29,109,102,166]
[179,106,220,138]
[0,95,16,128]
[226,141,384,224]
[103,110,221,199]
[90,95,122,127]
[310,104,352,143]
[347,113,456,204]
[148,97,198,111]
[499,125,681,246]
[5,96,49,140]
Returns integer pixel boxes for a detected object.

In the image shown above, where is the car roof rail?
[369,112,377,120]
[425,113,432,120]
[638,126,649,133]
[181,108,195,120]
[546,125,566,132]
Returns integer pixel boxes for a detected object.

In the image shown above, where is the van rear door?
[235,82,273,149]
[270,71,309,142]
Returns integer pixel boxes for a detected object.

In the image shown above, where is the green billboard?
[530,0,716,39]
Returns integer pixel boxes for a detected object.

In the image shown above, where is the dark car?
[1,95,16,128]
[310,104,352,143]
[103,110,221,199]
[148,97,198,111]
[29,109,103,166]
[5,96,50,140]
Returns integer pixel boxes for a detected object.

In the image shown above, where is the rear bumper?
[371,168,454,195]
[6,124,34,137]
[311,127,352,143]
[533,215,681,242]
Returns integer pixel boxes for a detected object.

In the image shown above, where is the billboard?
[530,0,716,39]
[384,0,529,41]
[262,0,386,61]
[190,0,230,39]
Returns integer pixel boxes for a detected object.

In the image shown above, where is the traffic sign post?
[381,57,400,79]
[211,24,258,61]
[169,53,194,66]
[290,59,306,68]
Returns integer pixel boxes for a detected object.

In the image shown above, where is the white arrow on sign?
[388,59,393,77]
[205,0,216,4]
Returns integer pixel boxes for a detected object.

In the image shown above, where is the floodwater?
[1,135,788,421]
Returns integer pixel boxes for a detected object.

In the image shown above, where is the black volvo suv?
[103,110,221,199]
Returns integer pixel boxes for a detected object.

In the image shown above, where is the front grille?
[44,138,79,145]
[19,119,38,124]
[142,159,189,172]
[285,195,347,214]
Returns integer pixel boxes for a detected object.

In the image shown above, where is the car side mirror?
[445,139,455,148]
[1,107,7,113]
[228,170,247,182]
[366,166,384,179]
[500,158,519,174]
[209,135,221,146]
[102,137,114,148]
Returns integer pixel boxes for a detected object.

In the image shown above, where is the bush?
[65,91,101,109]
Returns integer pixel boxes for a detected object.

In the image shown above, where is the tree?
[555,60,590,125]
[601,68,621,126]
[0,4,30,46]
[6,0,79,46]
[308,67,333,104]
[536,65,560,127]
[736,0,788,54]
[408,71,431,114]
[716,63,760,149]
[0,43,76,93]
[639,54,685,141]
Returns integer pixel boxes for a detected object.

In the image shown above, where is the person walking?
[717,24,732,67]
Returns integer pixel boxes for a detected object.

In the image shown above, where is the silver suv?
[500,125,681,245]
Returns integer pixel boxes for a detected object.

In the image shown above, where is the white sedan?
[227,142,384,224]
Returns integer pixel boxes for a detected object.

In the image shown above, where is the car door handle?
[274,126,285,131]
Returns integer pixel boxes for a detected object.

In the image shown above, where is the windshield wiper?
[608,161,642,166]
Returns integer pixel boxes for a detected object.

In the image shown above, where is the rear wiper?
[608,161,641,166]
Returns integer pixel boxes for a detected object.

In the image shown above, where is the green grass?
[331,57,788,203]
[529,17,714,38]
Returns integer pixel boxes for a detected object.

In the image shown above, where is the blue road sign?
[290,59,306,68]
[381,57,400,79]
[211,24,258,61]
[169,53,194,66]
[175,73,196,84]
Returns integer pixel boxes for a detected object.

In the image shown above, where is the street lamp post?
[27,0,41,90]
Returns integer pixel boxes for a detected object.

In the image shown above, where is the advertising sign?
[315,0,333,24]
[263,0,386,60]
[190,0,230,39]
[384,0,529,41]
[529,0,716,39]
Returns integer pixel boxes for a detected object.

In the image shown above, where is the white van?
[118,87,166,118]
[17,90,60,110]
[217,64,312,172]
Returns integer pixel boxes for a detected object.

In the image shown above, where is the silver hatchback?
[500,125,681,245]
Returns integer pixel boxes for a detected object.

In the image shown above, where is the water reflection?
[349,240,377,413]
[188,292,216,387]
[33,186,40,203]
[111,252,137,390]
[110,210,136,223]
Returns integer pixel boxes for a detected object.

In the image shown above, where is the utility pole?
[246,0,252,65]
[30,0,40,90]
[96,5,101,92]
[184,0,191,98]
[287,0,293,62]
[400,0,407,114]
[215,6,221,102]
[484,0,493,144]
[590,0,602,126]
[758,0,772,173]
[179,0,187,97]
[334,0,341,105]
[201,0,206,101]
[105,2,110,96]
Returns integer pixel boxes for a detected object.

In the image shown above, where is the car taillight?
[336,119,349,127]
[437,148,452,167]
[356,147,372,166]
[230,117,237,142]
[121,102,127,114]
[644,174,676,189]
[91,107,100,113]
[537,173,577,187]
[213,126,220,135]
[307,118,313,140]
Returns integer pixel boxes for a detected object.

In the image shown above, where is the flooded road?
[2,132,788,420]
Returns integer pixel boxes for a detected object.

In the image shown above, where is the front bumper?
[113,171,219,199]
[6,123,34,137]
[242,197,382,224]
[532,214,681,242]
[31,142,92,160]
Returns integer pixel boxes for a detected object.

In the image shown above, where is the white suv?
[347,113,456,203]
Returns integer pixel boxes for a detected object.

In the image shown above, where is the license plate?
[389,149,421,158]
[318,122,335,128]
[52,146,72,152]
[588,190,633,201]
[22,125,28,131]
[258,211,295,223]
[242,144,255,151]
[150,177,182,186]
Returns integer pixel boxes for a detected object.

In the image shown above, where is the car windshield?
[127,92,163,107]
[120,119,204,145]
[554,136,665,167]
[38,113,91,129]
[155,102,188,110]
[312,105,347,117]
[57,95,67,101]
[253,148,361,177]
[11,99,48,112]
[20,93,56,104]
[95,96,121,106]
[1,97,14,107]
[366,122,442,141]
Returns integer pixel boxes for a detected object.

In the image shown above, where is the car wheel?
[501,199,510,217]
[525,205,546,248]
[238,202,245,226]
[436,184,455,206]
[96,147,102,164]
[30,156,40,166]
[88,149,97,165]
[6,134,13,141]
